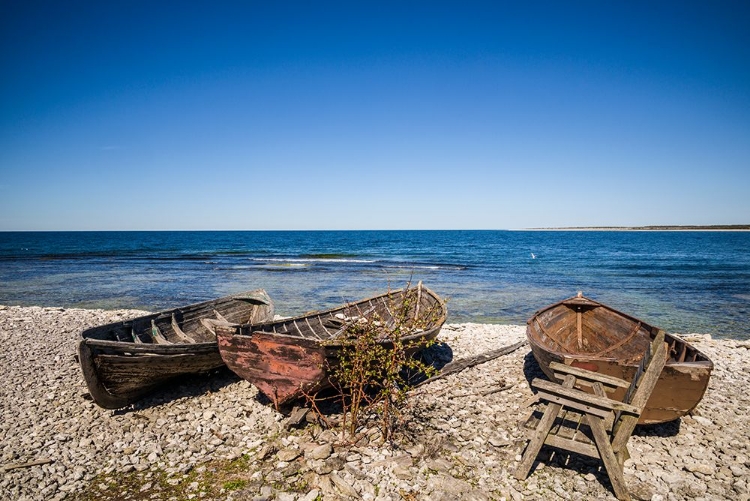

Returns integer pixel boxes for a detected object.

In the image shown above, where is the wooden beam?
[550,362,630,390]
[532,379,640,415]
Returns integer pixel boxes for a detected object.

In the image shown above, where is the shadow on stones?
[406,341,454,385]
[280,342,455,419]
[108,342,456,417]
[111,367,242,415]
[528,448,619,494]
[633,418,681,437]
[521,350,545,387]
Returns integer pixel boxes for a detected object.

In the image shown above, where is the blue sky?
[1,2,749,230]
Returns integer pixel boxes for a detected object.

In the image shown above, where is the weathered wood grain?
[216,285,447,408]
[517,330,669,501]
[526,293,713,424]
[78,289,274,409]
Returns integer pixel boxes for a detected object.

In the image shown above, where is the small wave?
[249,257,376,264]
[221,263,310,270]
[301,253,363,260]
[384,263,467,271]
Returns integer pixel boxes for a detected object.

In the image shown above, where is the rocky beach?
[1,305,749,501]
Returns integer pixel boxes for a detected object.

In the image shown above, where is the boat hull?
[217,285,447,408]
[217,331,328,405]
[527,294,713,424]
[78,290,274,409]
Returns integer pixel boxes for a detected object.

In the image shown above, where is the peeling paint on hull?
[216,286,447,409]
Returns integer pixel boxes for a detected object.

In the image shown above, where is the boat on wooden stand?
[77,290,274,409]
[526,292,713,424]
[215,284,447,408]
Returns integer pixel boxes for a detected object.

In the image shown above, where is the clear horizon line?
[1,224,749,233]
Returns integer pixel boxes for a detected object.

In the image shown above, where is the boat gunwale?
[79,289,273,345]
[230,286,447,345]
[526,296,715,370]
[527,294,713,366]
[80,338,219,353]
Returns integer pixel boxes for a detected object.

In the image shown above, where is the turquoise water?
[0,230,748,339]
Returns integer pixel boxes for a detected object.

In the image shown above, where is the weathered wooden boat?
[526,293,713,424]
[77,290,274,409]
[215,284,447,408]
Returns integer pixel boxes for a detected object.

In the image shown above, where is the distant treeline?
[539,225,750,231]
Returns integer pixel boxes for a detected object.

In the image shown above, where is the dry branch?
[1,458,54,472]
[413,339,526,389]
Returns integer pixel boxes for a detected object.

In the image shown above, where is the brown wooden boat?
[215,284,447,408]
[526,293,713,424]
[77,290,274,409]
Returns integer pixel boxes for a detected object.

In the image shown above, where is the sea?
[1,230,748,339]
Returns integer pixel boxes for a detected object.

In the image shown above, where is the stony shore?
[1,305,749,501]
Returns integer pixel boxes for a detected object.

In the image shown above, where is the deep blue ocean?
[1,231,748,339]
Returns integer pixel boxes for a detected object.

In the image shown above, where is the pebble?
[306,443,332,460]
[1,309,749,501]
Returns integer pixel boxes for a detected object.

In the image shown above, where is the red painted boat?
[216,284,447,408]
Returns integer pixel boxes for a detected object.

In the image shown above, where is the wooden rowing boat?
[526,293,713,424]
[77,290,274,409]
[215,284,447,408]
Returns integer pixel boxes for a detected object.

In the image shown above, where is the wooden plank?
[171,314,196,344]
[131,327,143,344]
[213,309,229,322]
[83,338,217,354]
[611,333,667,452]
[594,322,642,357]
[532,379,640,415]
[414,281,422,320]
[413,340,526,388]
[587,415,631,500]
[150,321,172,345]
[550,362,630,390]
[535,390,612,419]
[1,458,54,472]
[592,382,615,430]
[545,434,598,458]
[514,374,576,480]
[555,409,580,440]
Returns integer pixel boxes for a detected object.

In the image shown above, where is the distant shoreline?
[526,225,750,231]
[2,226,750,232]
